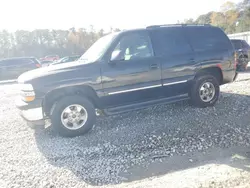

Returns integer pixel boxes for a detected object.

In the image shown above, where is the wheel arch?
[195,66,223,85]
[43,85,100,116]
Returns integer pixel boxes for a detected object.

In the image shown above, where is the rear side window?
[0,59,33,67]
[16,59,33,65]
[150,28,193,56]
[0,59,18,67]
[185,27,231,52]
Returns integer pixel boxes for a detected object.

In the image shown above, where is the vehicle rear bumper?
[222,69,237,84]
[16,97,45,125]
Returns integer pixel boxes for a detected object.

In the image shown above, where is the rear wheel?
[51,95,96,137]
[190,75,220,108]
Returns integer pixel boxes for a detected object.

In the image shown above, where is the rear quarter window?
[185,27,231,52]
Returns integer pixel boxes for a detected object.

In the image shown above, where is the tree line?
[183,0,250,34]
[1,0,249,59]
[0,27,120,59]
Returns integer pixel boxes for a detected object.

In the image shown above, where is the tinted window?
[186,27,230,52]
[0,59,32,67]
[150,28,193,56]
[111,32,153,61]
[0,59,18,66]
[61,57,69,62]
[231,40,242,49]
[242,40,250,48]
[71,56,80,61]
[16,59,33,65]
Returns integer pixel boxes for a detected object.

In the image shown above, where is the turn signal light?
[23,96,35,102]
[21,90,35,102]
[234,52,238,69]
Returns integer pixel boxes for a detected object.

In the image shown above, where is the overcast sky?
[0,0,241,31]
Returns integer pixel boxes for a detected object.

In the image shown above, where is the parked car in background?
[0,57,41,80]
[39,60,53,67]
[16,24,237,137]
[40,55,59,62]
[230,39,250,71]
[50,55,80,66]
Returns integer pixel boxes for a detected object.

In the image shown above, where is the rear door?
[150,27,196,97]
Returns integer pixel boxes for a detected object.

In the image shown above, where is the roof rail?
[146,24,211,29]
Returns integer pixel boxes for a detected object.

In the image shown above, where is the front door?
[100,31,162,107]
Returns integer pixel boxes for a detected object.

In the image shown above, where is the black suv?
[16,25,237,137]
[230,39,250,71]
[0,57,41,81]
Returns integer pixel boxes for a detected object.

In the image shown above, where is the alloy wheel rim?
[61,104,88,130]
[199,82,216,102]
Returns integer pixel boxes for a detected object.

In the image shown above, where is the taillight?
[234,52,238,69]
[36,63,41,68]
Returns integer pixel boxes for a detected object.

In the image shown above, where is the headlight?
[19,84,35,102]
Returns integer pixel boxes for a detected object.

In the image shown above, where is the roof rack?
[146,24,211,29]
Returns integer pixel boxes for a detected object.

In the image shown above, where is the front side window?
[111,32,153,61]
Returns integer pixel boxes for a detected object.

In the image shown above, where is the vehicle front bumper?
[16,97,45,125]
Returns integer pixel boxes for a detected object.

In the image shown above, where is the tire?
[190,75,220,108]
[50,95,96,137]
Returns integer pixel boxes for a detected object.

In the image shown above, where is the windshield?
[79,33,117,63]
[57,57,67,63]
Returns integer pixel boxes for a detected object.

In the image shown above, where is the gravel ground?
[1,72,250,188]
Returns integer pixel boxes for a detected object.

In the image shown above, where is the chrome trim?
[163,80,187,86]
[108,84,162,95]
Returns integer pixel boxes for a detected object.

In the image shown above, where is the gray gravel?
[1,72,250,188]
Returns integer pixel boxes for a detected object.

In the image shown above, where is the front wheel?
[190,75,220,108]
[51,95,96,137]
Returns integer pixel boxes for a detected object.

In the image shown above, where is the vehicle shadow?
[33,91,250,186]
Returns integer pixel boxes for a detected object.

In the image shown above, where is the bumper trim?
[20,107,45,125]
[16,97,45,125]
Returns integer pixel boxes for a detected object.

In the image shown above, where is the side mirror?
[110,50,122,62]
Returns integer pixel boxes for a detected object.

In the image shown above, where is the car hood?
[18,61,85,83]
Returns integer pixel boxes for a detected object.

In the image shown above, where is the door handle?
[150,64,159,69]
